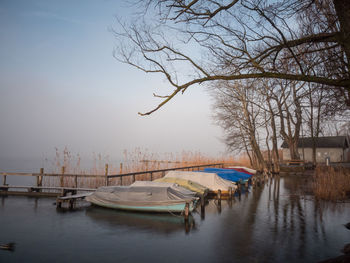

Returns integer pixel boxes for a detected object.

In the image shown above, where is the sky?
[0,0,227,171]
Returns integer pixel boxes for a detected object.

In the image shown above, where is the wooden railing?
[107,163,224,185]
[1,163,224,188]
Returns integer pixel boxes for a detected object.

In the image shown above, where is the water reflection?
[1,175,350,263]
[212,174,350,262]
[85,206,196,235]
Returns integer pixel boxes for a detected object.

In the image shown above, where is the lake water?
[1,175,349,263]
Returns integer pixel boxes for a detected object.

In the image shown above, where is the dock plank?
[57,192,93,200]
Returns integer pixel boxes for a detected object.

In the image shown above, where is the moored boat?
[163,171,236,194]
[202,168,252,184]
[86,183,198,213]
[154,177,208,195]
[228,166,257,174]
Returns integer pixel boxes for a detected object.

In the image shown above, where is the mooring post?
[119,163,123,174]
[200,194,205,213]
[217,190,222,213]
[245,181,249,189]
[150,172,153,181]
[37,168,44,187]
[2,174,6,186]
[184,202,189,221]
[228,187,233,199]
[257,177,261,187]
[132,174,135,183]
[56,198,62,208]
[237,183,242,197]
[74,175,78,188]
[69,199,74,210]
[60,166,65,187]
[105,163,109,186]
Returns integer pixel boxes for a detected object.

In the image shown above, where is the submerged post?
[105,163,109,186]
[60,166,65,187]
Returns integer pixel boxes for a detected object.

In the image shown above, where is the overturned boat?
[86,182,198,213]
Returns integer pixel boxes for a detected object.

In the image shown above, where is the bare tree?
[211,81,268,171]
[115,0,350,115]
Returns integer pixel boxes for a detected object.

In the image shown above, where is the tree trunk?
[333,0,350,105]
[334,0,350,65]
[267,97,280,173]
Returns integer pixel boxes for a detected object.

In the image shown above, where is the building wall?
[282,147,346,162]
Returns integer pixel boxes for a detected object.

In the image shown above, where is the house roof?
[281,136,349,149]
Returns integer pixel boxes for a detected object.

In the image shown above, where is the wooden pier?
[0,163,264,212]
[56,192,93,209]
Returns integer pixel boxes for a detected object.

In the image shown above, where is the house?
[281,136,350,163]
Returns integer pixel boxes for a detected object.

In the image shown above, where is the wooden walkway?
[56,192,93,209]
[0,185,96,197]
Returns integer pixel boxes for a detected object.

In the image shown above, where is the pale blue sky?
[0,0,227,170]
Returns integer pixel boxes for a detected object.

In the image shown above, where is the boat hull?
[88,199,196,213]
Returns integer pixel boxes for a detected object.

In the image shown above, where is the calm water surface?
[1,175,349,263]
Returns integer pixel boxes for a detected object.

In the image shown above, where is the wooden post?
[217,189,222,200]
[228,187,233,199]
[120,176,123,186]
[132,174,135,183]
[217,190,222,213]
[119,163,123,174]
[245,181,249,189]
[150,172,153,181]
[2,174,6,186]
[184,202,189,221]
[74,175,78,188]
[69,199,74,209]
[60,166,65,187]
[105,163,109,186]
[237,183,242,196]
[56,198,62,208]
[37,168,44,187]
[162,171,165,177]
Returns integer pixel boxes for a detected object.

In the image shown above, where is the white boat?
[228,166,257,174]
[86,183,198,213]
[164,171,236,194]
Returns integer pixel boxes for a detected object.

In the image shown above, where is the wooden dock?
[0,163,263,211]
[56,192,93,209]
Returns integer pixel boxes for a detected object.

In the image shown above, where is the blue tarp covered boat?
[201,168,252,183]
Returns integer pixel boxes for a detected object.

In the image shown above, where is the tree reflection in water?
[212,174,350,263]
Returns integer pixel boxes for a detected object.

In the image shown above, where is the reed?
[43,147,250,188]
[313,166,350,201]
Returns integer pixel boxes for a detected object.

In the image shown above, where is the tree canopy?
[115,0,350,115]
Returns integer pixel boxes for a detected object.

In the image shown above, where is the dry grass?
[42,148,251,188]
[313,166,350,201]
